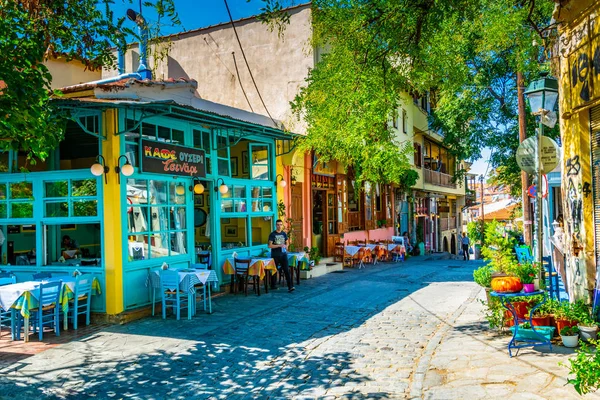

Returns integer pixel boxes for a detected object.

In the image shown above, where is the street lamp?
[524,72,559,284]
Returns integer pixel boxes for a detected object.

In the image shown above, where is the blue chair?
[196,253,211,270]
[32,272,52,281]
[515,246,534,264]
[543,256,560,300]
[192,262,209,314]
[68,274,93,329]
[18,280,62,341]
[160,270,190,320]
[0,276,16,337]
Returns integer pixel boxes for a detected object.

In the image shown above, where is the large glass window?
[43,223,102,266]
[126,179,188,261]
[251,217,271,247]
[250,186,273,212]
[193,128,212,175]
[3,224,36,265]
[221,217,247,249]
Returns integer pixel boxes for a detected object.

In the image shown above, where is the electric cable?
[232,51,255,112]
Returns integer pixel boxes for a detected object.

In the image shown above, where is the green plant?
[473,265,493,288]
[555,301,579,322]
[516,262,537,284]
[277,200,296,251]
[482,246,519,276]
[377,219,386,228]
[479,299,505,330]
[467,221,485,245]
[563,339,600,395]
[520,321,532,330]
[572,300,597,327]
[303,246,321,265]
[561,326,580,336]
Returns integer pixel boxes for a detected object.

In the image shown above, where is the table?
[344,246,372,268]
[147,269,218,317]
[0,276,101,342]
[222,258,277,295]
[287,252,309,285]
[491,290,552,357]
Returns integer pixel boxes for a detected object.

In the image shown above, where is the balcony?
[440,216,457,231]
[423,169,456,188]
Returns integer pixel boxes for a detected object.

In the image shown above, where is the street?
[0,257,595,399]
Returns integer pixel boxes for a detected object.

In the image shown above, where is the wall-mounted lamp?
[115,155,134,184]
[190,178,205,194]
[215,178,229,195]
[275,174,287,188]
[90,155,109,184]
[175,183,186,196]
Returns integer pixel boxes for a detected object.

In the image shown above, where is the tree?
[262,0,556,188]
[0,0,179,159]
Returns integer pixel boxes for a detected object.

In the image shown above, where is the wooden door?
[290,185,304,251]
[324,190,339,256]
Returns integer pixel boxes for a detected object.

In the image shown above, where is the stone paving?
[0,257,596,399]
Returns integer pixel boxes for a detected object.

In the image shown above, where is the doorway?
[193,180,212,259]
[312,189,324,257]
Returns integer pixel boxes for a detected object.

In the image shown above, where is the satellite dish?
[541,110,558,129]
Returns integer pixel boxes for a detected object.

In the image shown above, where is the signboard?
[438,206,450,213]
[141,139,206,177]
[527,175,548,199]
[516,136,560,175]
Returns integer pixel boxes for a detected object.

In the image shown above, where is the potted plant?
[527,297,551,327]
[555,301,579,335]
[510,321,554,341]
[560,325,580,348]
[473,265,493,304]
[572,300,599,342]
[303,246,321,266]
[517,262,537,293]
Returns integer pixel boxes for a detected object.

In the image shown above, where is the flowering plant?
[518,262,537,284]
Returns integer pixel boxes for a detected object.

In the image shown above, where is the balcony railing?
[424,169,456,188]
[440,216,457,231]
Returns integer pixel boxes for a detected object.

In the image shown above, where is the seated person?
[62,235,80,259]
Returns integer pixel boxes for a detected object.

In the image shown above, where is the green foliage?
[479,298,505,330]
[561,326,580,336]
[303,246,321,265]
[563,339,600,395]
[571,300,597,327]
[481,220,519,275]
[473,265,493,288]
[277,200,296,251]
[467,221,484,245]
[0,0,179,158]
[516,262,537,284]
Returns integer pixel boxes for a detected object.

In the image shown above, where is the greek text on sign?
[516,136,560,175]
[141,139,206,178]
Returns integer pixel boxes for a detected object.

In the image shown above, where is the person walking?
[461,233,470,261]
[268,219,295,292]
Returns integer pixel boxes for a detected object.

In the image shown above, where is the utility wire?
[232,51,255,112]
[223,0,277,125]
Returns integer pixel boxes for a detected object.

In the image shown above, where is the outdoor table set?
[147,268,218,318]
[0,275,101,342]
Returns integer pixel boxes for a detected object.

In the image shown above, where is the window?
[216,132,231,176]
[43,223,102,266]
[392,110,399,129]
[126,179,187,261]
[414,143,422,168]
[250,186,273,213]
[250,145,270,180]
[44,179,98,218]
[221,217,247,249]
[251,217,271,247]
[0,182,34,219]
[193,128,212,174]
[222,185,246,213]
[402,109,407,134]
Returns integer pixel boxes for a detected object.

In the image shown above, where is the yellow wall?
[45,58,101,89]
[556,0,599,300]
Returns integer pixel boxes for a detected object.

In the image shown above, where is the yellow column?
[102,109,124,314]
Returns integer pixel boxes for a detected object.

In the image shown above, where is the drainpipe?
[127,9,152,80]
[117,35,125,75]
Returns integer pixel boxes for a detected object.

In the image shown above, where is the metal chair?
[160,270,190,320]
[68,274,93,329]
[32,272,52,281]
[0,276,16,338]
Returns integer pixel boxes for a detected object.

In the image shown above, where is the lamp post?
[524,72,559,284]
[479,174,485,245]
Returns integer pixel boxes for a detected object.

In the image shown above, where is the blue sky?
[110,0,297,34]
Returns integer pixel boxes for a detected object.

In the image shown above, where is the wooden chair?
[0,276,16,337]
[333,242,345,263]
[197,253,211,270]
[32,272,52,281]
[21,280,62,341]
[68,274,93,329]
[160,270,190,320]
[234,258,261,296]
[354,248,367,269]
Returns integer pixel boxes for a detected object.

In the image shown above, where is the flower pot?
[531,315,550,327]
[561,334,579,348]
[533,278,540,290]
[504,310,515,327]
[578,325,599,342]
[510,326,554,341]
[556,318,578,335]
[523,283,535,293]
[512,301,529,319]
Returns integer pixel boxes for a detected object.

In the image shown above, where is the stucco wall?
[45,58,101,89]
[105,5,314,135]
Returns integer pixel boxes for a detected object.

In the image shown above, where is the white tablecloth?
[0,281,40,311]
[148,269,218,294]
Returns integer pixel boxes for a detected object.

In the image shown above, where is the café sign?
[141,139,206,178]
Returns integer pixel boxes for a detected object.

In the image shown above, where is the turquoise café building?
[0,77,294,316]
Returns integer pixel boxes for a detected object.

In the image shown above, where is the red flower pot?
[531,315,550,327]
[555,318,578,335]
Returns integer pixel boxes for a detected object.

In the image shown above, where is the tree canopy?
[265,0,557,190]
[0,0,179,159]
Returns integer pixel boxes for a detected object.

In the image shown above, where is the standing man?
[268,219,295,292]
[461,232,470,261]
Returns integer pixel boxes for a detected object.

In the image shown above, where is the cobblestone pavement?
[0,258,594,399]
